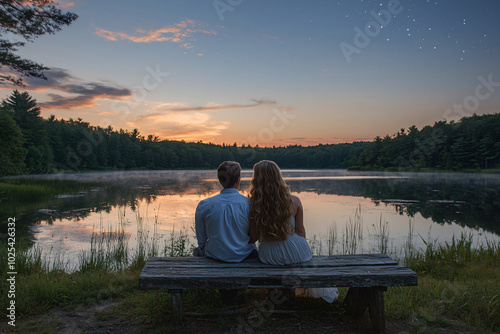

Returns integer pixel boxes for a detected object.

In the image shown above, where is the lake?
[16,170,500,269]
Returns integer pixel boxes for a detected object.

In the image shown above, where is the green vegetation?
[0,112,26,176]
[2,90,500,176]
[1,90,53,174]
[387,234,500,332]
[1,213,498,333]
[42,116,366,172]
[0,178,100,203]
[0,90,363,175]
[353,113,500,171]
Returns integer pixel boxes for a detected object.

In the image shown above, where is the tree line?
[2,90,499,177]
[0,91,365,176]
[352,113,500,171]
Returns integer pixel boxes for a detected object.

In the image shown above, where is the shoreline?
[1,234,498,333]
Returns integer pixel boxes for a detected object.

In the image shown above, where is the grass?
[0,177,105,237]
[1,205,499,333]
[342,204,364,255]
[0,177,102,203]
[386,234,500,332]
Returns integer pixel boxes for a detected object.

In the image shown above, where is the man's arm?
[195,201,208,252]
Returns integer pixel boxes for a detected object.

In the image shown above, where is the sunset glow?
[1,0,499,146]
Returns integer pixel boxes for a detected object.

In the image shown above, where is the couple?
[194,160,338,302]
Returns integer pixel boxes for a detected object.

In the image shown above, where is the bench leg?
[367,287,387,334]
[169,289,183,325]
[343,287,368,316]
[343,287,387,334]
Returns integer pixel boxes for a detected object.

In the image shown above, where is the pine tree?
[0,0,78,85]
[0,109,26,175]
[2,90,53,173]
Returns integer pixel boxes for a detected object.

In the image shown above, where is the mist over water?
[20,170,500,269]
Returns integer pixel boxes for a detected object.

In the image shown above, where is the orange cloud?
[95,19,217,49]
[152,99,277,114]
[97,111,120,116]
[128,111,230,142]
[57,1,75,8]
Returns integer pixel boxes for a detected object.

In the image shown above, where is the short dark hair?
[217,161,241,188]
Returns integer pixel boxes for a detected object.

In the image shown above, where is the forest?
[0,91,364,176]
[1,90,499,177]
[352,112,500,171]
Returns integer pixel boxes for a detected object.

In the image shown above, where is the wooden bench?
[139,254,417,333]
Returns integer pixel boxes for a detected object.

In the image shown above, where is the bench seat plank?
[140,264,416,289]
[141,253,398,269]
[139,255,417,290]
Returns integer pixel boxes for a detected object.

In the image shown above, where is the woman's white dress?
[258,216,339,303]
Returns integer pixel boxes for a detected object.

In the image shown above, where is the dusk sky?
[1,0,499,146]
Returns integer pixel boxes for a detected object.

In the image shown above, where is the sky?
[1,0,499,146]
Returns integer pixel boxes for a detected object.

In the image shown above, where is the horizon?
[7,106,500,148]
[1,0,499,146]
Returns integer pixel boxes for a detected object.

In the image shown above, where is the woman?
[248,160,339,303]
[248,160,312,264]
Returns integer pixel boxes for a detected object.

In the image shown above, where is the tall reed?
[402,218,416,266]
[327,223,337,255]
[78,214,128,273]
[341,204,364,255]
[370,214,390,254]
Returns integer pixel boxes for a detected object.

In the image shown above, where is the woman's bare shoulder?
[291,195,302,207]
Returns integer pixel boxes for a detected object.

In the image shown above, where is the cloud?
[95,19,217,49]
[57,1,76,8]
[126,99,282,142]
[156,102,188,109]
[6,67,74,91]
[152,99,277,114]
[128,111,230,142]
[20,68,132,109]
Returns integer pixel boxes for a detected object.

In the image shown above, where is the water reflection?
[9,170,500,266]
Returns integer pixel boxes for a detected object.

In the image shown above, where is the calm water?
[19,170,500,268]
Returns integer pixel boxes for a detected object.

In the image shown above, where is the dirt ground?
[0,298,474,334]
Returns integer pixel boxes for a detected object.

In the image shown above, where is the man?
[194,161,257,262]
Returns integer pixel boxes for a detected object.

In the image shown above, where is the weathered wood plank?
[140,264,413,277]
[143,254,398,269]
[139,265,417,290]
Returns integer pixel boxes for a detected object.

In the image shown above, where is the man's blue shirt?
[195,188,255,262]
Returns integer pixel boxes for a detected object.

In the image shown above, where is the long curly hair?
[248,160,295,241]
